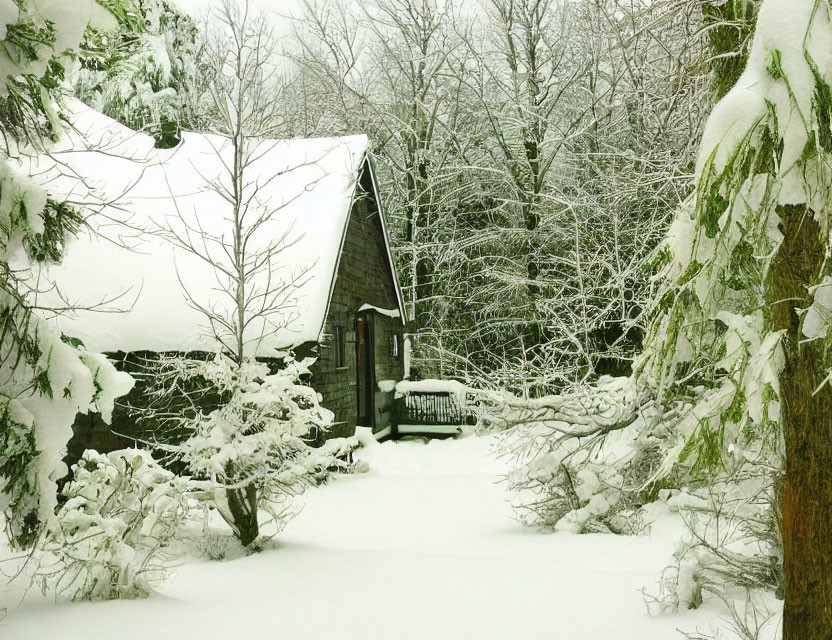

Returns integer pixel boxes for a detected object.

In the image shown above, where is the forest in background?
[75,0,756,393]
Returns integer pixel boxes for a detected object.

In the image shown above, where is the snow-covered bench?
[378,379,471,440]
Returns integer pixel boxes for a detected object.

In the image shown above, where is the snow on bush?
[32,449,191,601]
[491,376,670,533]
[163,354,336,546]
[648,477,783,615]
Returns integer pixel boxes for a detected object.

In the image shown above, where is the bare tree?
[533,0,708,382]
[292,0,471,337]
[160,0,313,360]
[417,0,706,392]
[431,0,592,388]
[141,0,333,547]
[289,0,708,394]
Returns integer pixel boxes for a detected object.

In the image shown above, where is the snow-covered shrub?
[644,470,783,640]
[32,449,191,600]
[146,354,334,547]
[493,376,682,533]
[648,466,783,614]
[313,433,363,478]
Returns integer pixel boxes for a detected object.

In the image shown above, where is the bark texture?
[770,205,832,638]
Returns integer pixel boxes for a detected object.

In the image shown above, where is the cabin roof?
[26,100,406,356]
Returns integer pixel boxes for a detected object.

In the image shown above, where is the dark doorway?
[356,311,375,428]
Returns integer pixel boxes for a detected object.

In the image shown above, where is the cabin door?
[356,311,376,428]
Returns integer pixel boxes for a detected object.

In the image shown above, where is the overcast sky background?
[170,0,481,36]
[171,0,305,30]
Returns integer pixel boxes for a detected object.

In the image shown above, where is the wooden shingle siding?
[311,165,404,438]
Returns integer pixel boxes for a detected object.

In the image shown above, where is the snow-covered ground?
[1,435,772,639]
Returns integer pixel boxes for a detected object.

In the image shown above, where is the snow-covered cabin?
[24,101,407,452]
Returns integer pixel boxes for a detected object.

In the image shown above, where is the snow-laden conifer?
[0,0,135,549]
[71,0,200,147]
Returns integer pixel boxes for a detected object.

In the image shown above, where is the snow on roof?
[394,379,468,404]
[358,303,400,319]
[25,100,386,356]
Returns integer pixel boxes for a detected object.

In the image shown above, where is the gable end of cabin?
[310,160,405,438]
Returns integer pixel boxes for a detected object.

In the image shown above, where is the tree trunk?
[226,484,259,547]
[769,205,832,638]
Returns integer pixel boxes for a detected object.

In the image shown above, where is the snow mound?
[355,433,503,477]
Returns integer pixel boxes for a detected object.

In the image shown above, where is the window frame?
[334,325,347,369]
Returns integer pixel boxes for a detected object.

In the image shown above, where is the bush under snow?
[147,354,339,546]
[32,449,192,601]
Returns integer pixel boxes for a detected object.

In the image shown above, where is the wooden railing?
[391,391,473,429]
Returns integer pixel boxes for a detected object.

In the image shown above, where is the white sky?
[171,0,304,27]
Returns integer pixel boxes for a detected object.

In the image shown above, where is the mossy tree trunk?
[700,3,832,633]
[769,204,832,638]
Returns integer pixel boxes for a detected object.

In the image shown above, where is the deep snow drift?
[1,435,777,639]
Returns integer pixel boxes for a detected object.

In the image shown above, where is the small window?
[334,326,346,368]
[391,334,399,357]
